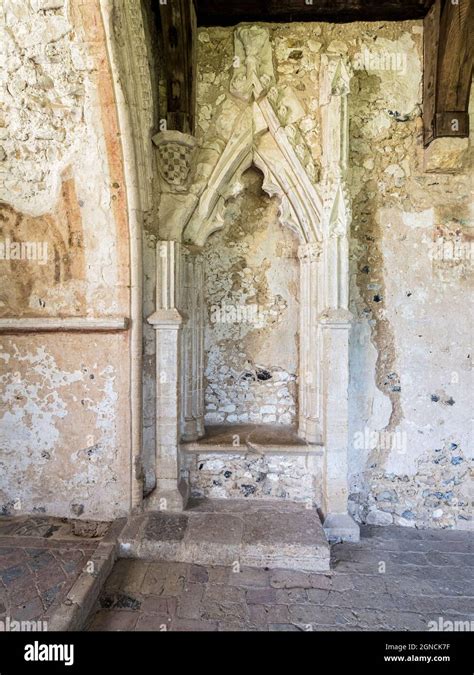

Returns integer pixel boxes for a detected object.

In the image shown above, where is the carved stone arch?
[100,0,158,509]
[252,150,303,242]
[183,106,324,246]
[252,141,316,243]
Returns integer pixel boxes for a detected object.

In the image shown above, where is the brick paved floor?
[0,516,108,625]
[87,524,474,631]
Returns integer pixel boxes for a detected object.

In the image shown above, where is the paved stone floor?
[87,524,473,631]
[0,516,108,625]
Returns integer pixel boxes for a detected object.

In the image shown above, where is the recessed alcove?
[148,36,359,540]
[201,167,300,428]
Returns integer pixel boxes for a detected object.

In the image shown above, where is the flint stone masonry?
[181,425,323,503]
[184,452,322,503]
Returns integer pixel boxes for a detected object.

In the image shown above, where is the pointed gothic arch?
[146,28,359,541]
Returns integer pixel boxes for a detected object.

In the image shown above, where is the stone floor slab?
[119,499,330,572]
[87,523,474,632]
[0,515,109,628]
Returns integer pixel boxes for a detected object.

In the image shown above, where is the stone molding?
[0,317,129,332]
[112,0,154,212]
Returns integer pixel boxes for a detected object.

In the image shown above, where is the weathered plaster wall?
[0,334,130,519]
[0,0,134,519]
[202,168,299,426]
[197,22,472,529]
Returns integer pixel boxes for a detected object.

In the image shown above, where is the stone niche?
[147,25,359,541]
[202,167,299,427]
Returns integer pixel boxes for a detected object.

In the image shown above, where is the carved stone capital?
[147,308,183,329]
[152,131,197,191]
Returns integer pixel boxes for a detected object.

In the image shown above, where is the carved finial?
[230,26,276,102]
[324,182,351,238]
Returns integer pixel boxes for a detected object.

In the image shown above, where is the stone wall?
[0,0,135,520]
[202,168,299,427]
[184,451,322,503]
[1,4,471,530]
[196,22,472,529]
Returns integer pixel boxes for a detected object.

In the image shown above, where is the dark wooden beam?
[424,0,473,146]
[194,0,435,26]
[159,0,197,134]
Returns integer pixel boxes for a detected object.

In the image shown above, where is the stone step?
[119,498,330,572]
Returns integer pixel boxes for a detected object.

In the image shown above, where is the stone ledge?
[118,501,330,572]
[181,444,324,456]
[0,317,129,332]
[47,519,127,631]
[180,424,324,456]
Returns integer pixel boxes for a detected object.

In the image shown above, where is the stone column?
[180,251,205,441]
[318,212,359,541]
[147,241,188,511]
[319,55,359,542]
[298,242,323,444]
[193,257,205,438]
[319,308,358,541]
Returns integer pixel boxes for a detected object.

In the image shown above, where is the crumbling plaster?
[0,335,130,519]
[0,0,138,520]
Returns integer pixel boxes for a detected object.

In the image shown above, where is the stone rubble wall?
[183,452,322,504]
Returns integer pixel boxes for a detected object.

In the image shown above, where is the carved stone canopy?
[147,27,359,540]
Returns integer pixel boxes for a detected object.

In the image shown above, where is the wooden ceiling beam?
[423,0,473,146]
[159,0,197,134]
[194,0,435,26]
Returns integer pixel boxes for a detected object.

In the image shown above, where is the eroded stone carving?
[152,131,197,191]
[230,26,276,102]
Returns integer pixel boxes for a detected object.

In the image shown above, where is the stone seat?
[181,424,323,455]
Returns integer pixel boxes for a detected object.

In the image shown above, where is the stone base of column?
[323,512,360,543]
[304,417,323,444]
[181,420,199,442]
[145,478,190,512]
